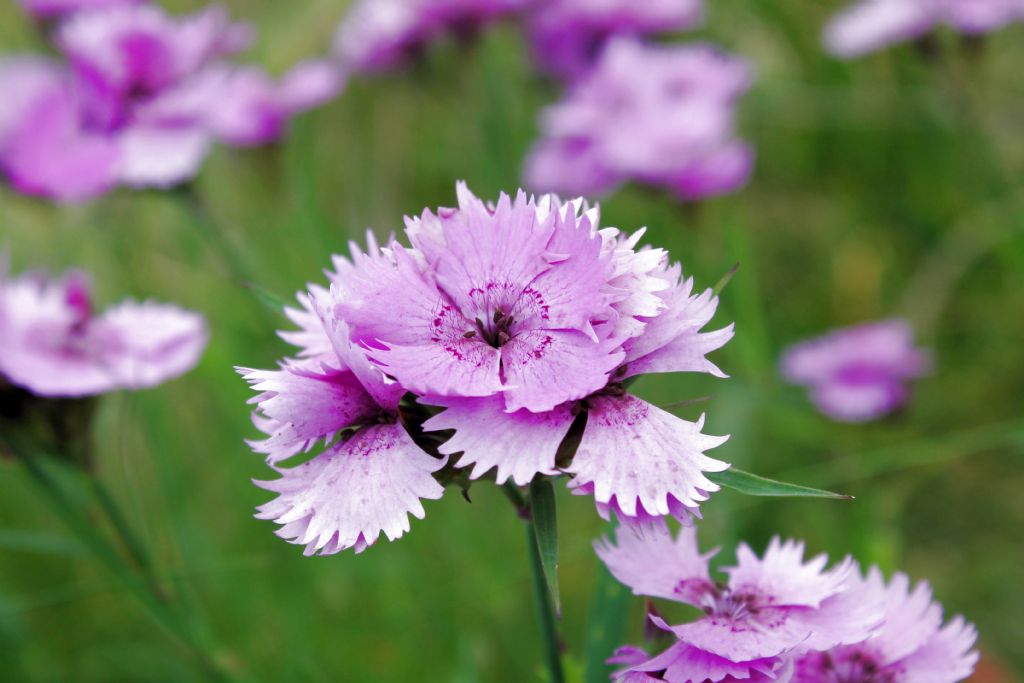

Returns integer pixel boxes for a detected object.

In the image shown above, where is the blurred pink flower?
[780,319,931,422]
[524,39,754,202]
[525,0,703,80]
[0,5,343,201]
[333,0,529,72]
[598,526,885,682]
[18,0,144,20]
[793,567,978,683]
[824,0,1024,57]
[0,263,207,397]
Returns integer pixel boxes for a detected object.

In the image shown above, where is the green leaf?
[529,479,561,615]
[712,262,740,296]
[708,468,852,499]
[583,565,632,683]
[242,281,290,318]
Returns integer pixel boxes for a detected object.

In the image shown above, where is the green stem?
[174,186,256,292]
[6,438,231,681]
[503,482,564,683]
[90,477,166,600]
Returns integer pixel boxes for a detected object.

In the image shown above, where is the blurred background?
[1,0,1022,681]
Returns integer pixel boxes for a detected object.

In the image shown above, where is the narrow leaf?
[712,262,740,296]
[708,468,852,499]
[583,565,632,683]
[529,479,561,615]
[243,281,290,318]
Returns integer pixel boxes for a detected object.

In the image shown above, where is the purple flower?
[240,255,446,555]
[242,184,733,552]
[824,0,1024,57]
[597,525,884,682]
[0,5,343,201]
[333,0,529,73]
[793,567,978,683]
[779,319,930,423]
[524,38,754,202]
[18,0,143,20]
[335,183,732,525]
[525,0,703,80]
[0,262,207,398]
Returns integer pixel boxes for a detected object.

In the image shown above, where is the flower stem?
[503,482,565,683]
[5,436,232,681]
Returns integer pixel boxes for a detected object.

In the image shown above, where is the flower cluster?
[599,525,978,683]
[240,183,733,554]
[333,0,530,72]
[525,0,704,80]
[0,2,342,201]
[780,319,930,423]
[824,0,1024,57]
[0,259,207,397]
[524,39,754,202]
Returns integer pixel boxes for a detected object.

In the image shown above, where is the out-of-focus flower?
[206,61,344,146]
[333,0,529,72]
[240,283,446,555]
[524,39,754,202]
[330,183,733,526]
[0,5,344,201]
[597,526,884,682]
[0,263,207,397]
[525,0,703,80]
[18,0,144,20]
[780,319,930,422]
[824,0,1024,57]
[793,567,978,683]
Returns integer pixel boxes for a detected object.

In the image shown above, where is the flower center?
[465,309,516,348]
[815,650,893,683]
[699,586,757,621]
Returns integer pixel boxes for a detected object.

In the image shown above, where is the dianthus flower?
[0,4,342,201]
[0,261,207,397]
[524,39,754,202]
[333,0,529,72]
[525,0,703,80]
[18,0,142,20]
[793,567,978,683]
[597,526,884,683]
[779,319,930,423]
[241,183,733,553]
[824,0,1024,57]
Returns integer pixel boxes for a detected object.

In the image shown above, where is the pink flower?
[333,0,528,72]
[0,262,207,397]
[240,283,445,555]
[18,0,143,20]
[793,567,978,683]
[524,39,754,202]
[525,0,703,80]
[824,0,1024,57]
[331,183,732,525]
[597,525,885,682]
[779,319,931,423]
[0,5,343,201]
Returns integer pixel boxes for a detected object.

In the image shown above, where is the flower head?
[524,39,754,202]
[0,262,207,397]
[242,183,734,553]
[780,319,930,422]
[525,0,703,80]
[824,0,1024,57]
[597,525,884,682]
[333,0,528,72]
[0,4,342,201]
[792,567,978,683]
